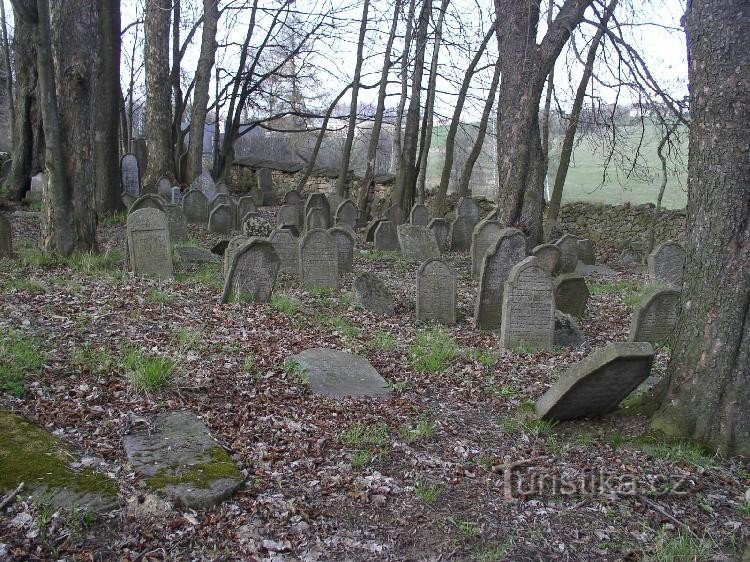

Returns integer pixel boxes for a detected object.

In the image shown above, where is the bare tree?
[1,0,15,141]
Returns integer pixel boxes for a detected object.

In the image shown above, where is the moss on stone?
[145,447,240,490]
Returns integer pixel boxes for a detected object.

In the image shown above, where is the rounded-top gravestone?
[647,241,685,287]
[126,208,173,279]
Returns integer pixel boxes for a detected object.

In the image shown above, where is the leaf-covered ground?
[0,207,747,561]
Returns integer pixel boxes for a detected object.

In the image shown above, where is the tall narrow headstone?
[238,196,257,224]
[628,288,681,346]
[277,204,300,228]
[306,208,328,231]
[256,168,273,205]
[555,234,579,273]
[554,273,590,317]
[410,204,430,227]
[209,204,234,235]
[335,199,358,230]
[126,208,173,279]
[471,219,505,278]
[647,241,685,287]
[456,197,480,224]
[329,226,355,273]
[164,205,187,242]
[417,258,456,325]
[304,193,331,229]
[532,244,561,275]
[374,220,399,251]
[120,153,141,197]
[249,186,264,207]
[171,187,183,205]
[191,170,217,202]
[383,204,404,226]
[365,219,385,242]
[0,214,13,258]
[222,239,280,303]
[449,216,474,251]
[299,229,338,289]
[428,218,449,252]
[269,229,299,275]
[499,257,554,351]
[182,189,209,224]
[397,224,440,261]
[577,239,596,265]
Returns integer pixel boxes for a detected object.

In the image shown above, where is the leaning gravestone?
[164,205,187,242]
[127,208,173,279]
[191,170,217,202]
[289,348,390,398]
[555,234,579,273]
[449,216,474,251]
[306,207,328,231]
[577,239,596,265]
[182,189,209,224]
[383,204,404,226]
[353,272,395,316]
[397,224,440,261]
[628,288,681,346]
[374,220,399,251]
[532,244,561,275]
[209,204,234,235]
[647,241,685,287]
[157,177,172,200]
[499,257,554,351]
[256,168,273,205]
[535,342,655,421]
[277,204,300,228]
[123,410,242,509]
[174,246,219,264]
[222,239,280,303]
[365,218,385,242]
[554,273,590,318]
[299,228,338,289]
[120,153,141,197]
[223,235,249,279]
[304,193,330,229]
[456,196,480,224]
[410,204,430,227]
[269,229,299,275]
[417,257,456,325]
[474,228,527,331]
[554,310,589,350]
[335,199,358,229]
[428,217,450,252]
[238,196,257,224]
[0,214,13,258]
[129,193,167,215]
[171,186,183,205]
[471,219,505,278]
[329,226,355,273]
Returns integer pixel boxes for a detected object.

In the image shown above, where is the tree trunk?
[651,0,750,458]
[392,0,416,182]
[1,0,15,143]
[539,2,554,178]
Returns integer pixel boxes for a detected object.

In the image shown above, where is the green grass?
[408,327,458,373]
[102,211,127,226]
[283,358,308,385]
[145,288,176,305]
[637,437,715,468]
[308,286,334,299]
[270,294,299,315]
[650,530,714,562]
[474,542,511,562]
[330,315,360,339]
[18,245,60,269]
[473,349,497,367]
[340,422,389,449]
[624,282,668,308]
[350,450,371,469]
[608,432,627,450]
[370,330,396,352]
[589,280,639,295]
[71,344,115,375]
[176,263,222,290]
[400,415,438,443]
[511,341,538,356]
[414,481,442,505]
[122,349,175,393]
[0,330,44,396]
[5,277,46,293]
[67,250,123,274]
[171,327,203,348]
[448,517,478,538]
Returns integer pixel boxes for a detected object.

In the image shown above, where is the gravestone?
[174,246,219,264]
[335,199,357,229]
[299,228,338,289]
[499,257,554,351]
[329,226,355,274]
[191,170,217,202]
[123,410,242,509]
[164,205,187,242]
[620,247,643,267]
[474,228,527,330]
[365,218,385,242]
[289,348,390,398]
[126,208,173,279]
[535,342,655,421]
[238,196,257,224]
[554,310,589,350]
[449,216,474,251]
[428,217,449,251]
[417,257,456,325]
[129,193,166,214]
[532,244,561,275]
[171,186,183,205]
[209,204,234,235]
[277,204,300,228]
[306,207,328,231]
[0,214,13,258]
[374,220,399,251]
[215,182,229,195]
[577,239,596,265]
[269,229,299,275]
[157,177,172,199]
[283,189,303,207]
[554,273,590,317]
[555,234,579,273]
[383,204,404,226]
[182,189,209,224]
[26,172,45,202]
[456,197,480,224]
[628,288,681,346]
[224,235,249,279]
[397,224,440,261]
[647,241,685,287]
[353,272,395,316]
[410,204,430,227]
[249,186,264,208]
[471,219,505,278]
[211,193,233,210]
[304,193,330,229]
[327,193,343,224]
[120,153,141,196]
[256,168,273,204]
[222,239,280,303]
[122,192,136,210]
[242,215,273,238]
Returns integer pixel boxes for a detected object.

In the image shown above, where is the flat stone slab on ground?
[175,246,220,264]
[123,411,242,509]
[290,348,391,398]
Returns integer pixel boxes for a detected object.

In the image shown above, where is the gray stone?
[353,272,395,316]
[304,193,330,229]
[212,195,238,229]
[215,182,229,195]
[554,273,590,318]
[417,257,456,325]
[535,343,655,421]
[474,228,526,330]
[620,247,643,267]
[555,234,579,273]
[222,239,280,303]
[224,235,249,279]
[182,189,209,224]
[628,288,681,346]
[306,208,328,231]
[249,186,264,208]
[299,228,338,289]
[428,217,449,251]
[647,241,685,287]
[238,196,258,224]
[277,204,300,228]
[129,193,166,215]
[191,170,217,202]
[532,244,561,275]
[0,214,12,258]
[164,204,188,242]
[25,172,45,202]
[123,411,242,509]
[269,229,299,275]
[471,219,504,278]
[289,348,390,398]
[256,168,273,203]
[577,239,596,265]
[397,224,439,261]
[329,226,355,273]
[335,199,358,229]
[127,208,173,279]
[383,204,404,226]
[171,186,183,205]
[283,189,303,207]
[374,220,399,251]
[122,192,137,210]
[175,246,219,264]
[449,216,474,251]
[157,177,172,199]
[499,257,554,351]
[554,310,589,350]
[410,204,430,226]
[456,197,480,223]
[365,218,385,242]
[120,153,141,196]
[209,204,234,235]
[242,215,273,238]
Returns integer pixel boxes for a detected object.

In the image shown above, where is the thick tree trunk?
[392,0,416,182]
[1,1,15,142]
[651,0,750,458]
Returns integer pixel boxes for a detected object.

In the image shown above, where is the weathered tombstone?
[365,218,385,242]
[238,196,257,224]
[304,193,330,229]
[532,244,561,275]
[474,228,527,330]
[191,170,217,202]
[306,207,328,231]
[222,239,280,303]
[126,208,173,279]
[471,219,505,277]
[383,204,404,226]
[327,193,343,224]
[215,182,229,195]
[209,204,234,235]
[554,234,579,273]
[122,192,136,210]
[397,224,440,261]
[0,214,13,258]
[628,288,681,346]
[428,217,449,252]
[26,173,45,202]
[249,185,264,208]
[164,205,188,242]
[289,348,390,398]
[211,193,233,210]
[157,177,172,199]
[171,186,183,205]
[620,247,643,267]
[554,310,589,350]
[277,204,300,228]
[410,204,430,227]
[647,241,685,287]
[456,196,480,224]
[174,246,219,264]
[224,235,249,279]
[335,199,357,229]
[269,229,299,275]
[535,342,655,421]
[120,153,141,196]
[329,226,355,273]
[299,228,338,289]
[554,273,590,317]
[129,193,166,214]
[449,216,474,251]
[256,168,273,204]
[499,257,554,351]
[417,258,457,325]
[242,215,273,238]
[353,272,395,316]
[283,189,303,207]
[182,189,209,224]
[577,239,596,265]
[374,220,399,251]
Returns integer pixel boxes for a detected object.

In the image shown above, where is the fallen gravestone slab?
[123,411,242,509]
[289,348,390,398]
[554,310,589,350]
[628,288,681,346]
[535,342,655,422]
[174,246,219,264]
[353,272,395,316]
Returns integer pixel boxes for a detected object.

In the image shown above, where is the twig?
[0,482,24,511]
[640,496,699,539]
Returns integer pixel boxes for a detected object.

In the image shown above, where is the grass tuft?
[408,327,458,373]
[370,329,396,351]
[0,330,44,396]
[415,481,442,505]
[122,349,175,393]
[270,294,299,315]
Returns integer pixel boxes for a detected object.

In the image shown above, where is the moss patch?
[145,447,240,490]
